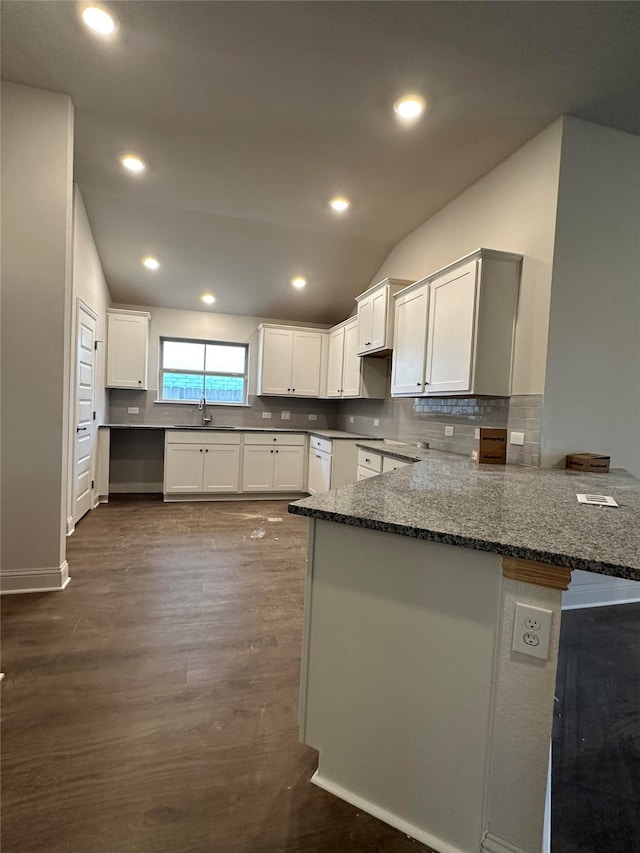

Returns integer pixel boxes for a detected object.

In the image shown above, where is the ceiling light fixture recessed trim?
[393,94,427,120]
[142,256,160,270]
[81,3,119,36]
[120,154,146,173]
[201,294,216,305]
[329,196,351,213]
[291,277,307,289]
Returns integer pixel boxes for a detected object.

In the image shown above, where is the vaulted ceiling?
[3,1,640,323]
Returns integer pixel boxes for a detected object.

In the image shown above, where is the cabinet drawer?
[357,449,382,472]
[166,430,240,445]
[310,435,333,454]
[243,432,305,446]
[382,456,410,473]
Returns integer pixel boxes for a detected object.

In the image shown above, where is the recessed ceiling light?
[329,196,350,213]
[81,4,118,36]
[120,154,146,173]
[142,256,160,270]
[201,294,216,305]
[393,95,427,120]
[291,277,307,289]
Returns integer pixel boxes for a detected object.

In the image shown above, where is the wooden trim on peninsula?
[502,556,572,591]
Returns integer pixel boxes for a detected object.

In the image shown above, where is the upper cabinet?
[257,324,326,397]
[106,309,150,389]
[327,317,387,399]
[391,249,522,398]
[355,277,412,356]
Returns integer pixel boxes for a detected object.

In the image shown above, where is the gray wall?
[1,82,74,583]
[542,117,640,475]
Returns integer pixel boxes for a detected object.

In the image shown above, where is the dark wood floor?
[552,602,640,853]
[1,498,423,853]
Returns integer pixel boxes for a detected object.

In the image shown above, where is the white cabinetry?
[326,318,387,399]
[391,282,430,395]
[307,435,385,494]
[106,309,150,389]
[257,324,326,397]
[355,278,412,356]
[391,249,521,398]
[164,431,240,496]
[242,433,306,492]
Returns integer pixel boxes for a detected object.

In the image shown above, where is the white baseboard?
[562,570,640,610]
[1,560,70,595]
[481,833,527,853]
[66,515,75,537]
[311,771,464,853]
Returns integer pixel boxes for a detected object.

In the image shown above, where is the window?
[160,337,248,404]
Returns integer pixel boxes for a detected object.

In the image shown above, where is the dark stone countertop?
[289,452,640,582]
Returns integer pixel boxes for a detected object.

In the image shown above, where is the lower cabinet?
[308,447,332,495]
[242,433,306,493]
[164,432,241,494]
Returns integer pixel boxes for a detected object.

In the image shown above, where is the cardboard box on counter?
[566,453,610,473]
[471,428,507,465]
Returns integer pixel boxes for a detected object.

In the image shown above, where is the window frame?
[159,336,249,406]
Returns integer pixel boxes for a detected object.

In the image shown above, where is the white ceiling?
[3,1,640,324]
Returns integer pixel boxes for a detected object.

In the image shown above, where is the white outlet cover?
[374,419,379,426]
[281,411,291,420]
[262,412,272,419]
[474,428,480,439]
[127,407,139,414]
[308,414,317,421]
[349,416,355,424]
[510,431,525,446]
[445,425,454,437]
[512,603,552,660]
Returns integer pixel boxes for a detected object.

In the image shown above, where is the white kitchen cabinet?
[307,447,332,494]
[390,249,521,398]
[242,433,306,492]
[326,318,387,399]
[307,435,385,494]
[382,456,410,473]
[391,282,430,395]
[355,278,412,356]
[257,324,326,397]
[106,309,150,389]
[164,431,241,496]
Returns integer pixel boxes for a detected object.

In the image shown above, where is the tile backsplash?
[109,390,543,466]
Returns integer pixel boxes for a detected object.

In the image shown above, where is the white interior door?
[74,302,97,522]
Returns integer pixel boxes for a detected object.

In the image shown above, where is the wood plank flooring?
[552,602,640,853]
[1,498,423,853]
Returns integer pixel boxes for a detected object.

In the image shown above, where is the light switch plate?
[307,414,317,421]
[445,426,454,437]
[374,419,379,426]
[510,431,525,446]
[262,412,272,419]
[474,428,480,439]
[127,407,139,414]
[349,416,355,424]
[281,411,290,420]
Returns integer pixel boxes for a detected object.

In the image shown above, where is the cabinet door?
[273,446,305,492]
[164,445,204,493]
[369,288,388,351]
[307,447,332,494]
[357,296,373,353]
[391,285,429,395]
[341,320,361,397]
[326,327,345,397]
[291,331,322,396]
[202,445,240,493]
[242,446,274,492]
[260,328,294,394]
[106,312,148,389]
[426,261,478,395]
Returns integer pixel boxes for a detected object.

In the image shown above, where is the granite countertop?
[356,440,431,462]
[289,453,640,581]
[100,424,376,440]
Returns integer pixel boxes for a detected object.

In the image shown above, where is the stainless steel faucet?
[198,396,212,427]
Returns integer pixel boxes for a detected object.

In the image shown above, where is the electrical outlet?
[127,407,139,415]
[307,414,317,421]
[349,416,355,424]
[281,411,290,420]
[512,603,553,660]
[445,425,454,437]
[474,428,480,439]
[471,450,478,461]
[262,412,272,419]
[510,431,525,446]
[374,418,379,426]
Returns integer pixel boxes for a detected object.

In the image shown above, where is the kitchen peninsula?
[289,454,640,853]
